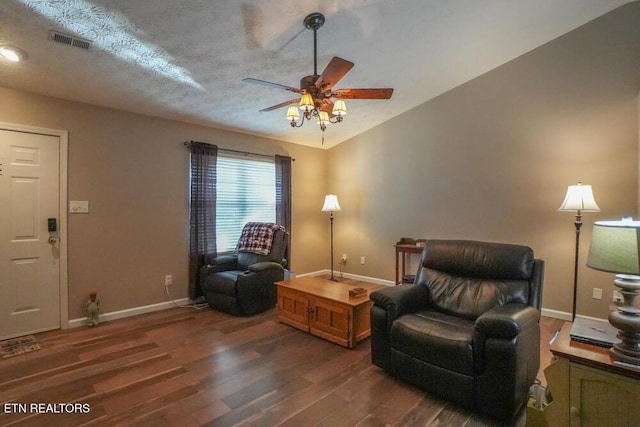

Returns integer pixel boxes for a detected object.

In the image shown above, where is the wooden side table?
[394,244,423,285]
[544,322,640,426]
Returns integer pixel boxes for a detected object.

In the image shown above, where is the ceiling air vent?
[49,31,91,50]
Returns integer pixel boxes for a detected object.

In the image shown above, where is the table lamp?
[587,218,640,365]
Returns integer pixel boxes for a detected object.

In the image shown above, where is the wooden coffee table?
[275,276,384,348]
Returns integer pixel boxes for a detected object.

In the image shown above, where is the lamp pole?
[328,211,337,281]
[571,211,583,321]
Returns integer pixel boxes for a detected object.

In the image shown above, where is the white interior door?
[0,129,61,339]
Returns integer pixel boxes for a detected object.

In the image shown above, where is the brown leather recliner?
[370,240,544,422]
[200,226,287,316]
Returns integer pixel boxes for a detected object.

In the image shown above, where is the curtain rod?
[184,141,295,161]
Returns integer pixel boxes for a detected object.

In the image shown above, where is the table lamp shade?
[587,220,640,275]
[558,184,600,212]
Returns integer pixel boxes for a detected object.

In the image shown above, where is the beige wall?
[1,3,639,323]
[0,86,327,319]
[327,2,640,319]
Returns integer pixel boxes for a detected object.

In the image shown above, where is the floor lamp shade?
[322,194,341,281]
[322,194,341,212]
[558,182,600,321]
[558,183,600,212]
[587,219,640,364]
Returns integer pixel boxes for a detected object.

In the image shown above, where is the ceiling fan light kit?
[243,12,393,144]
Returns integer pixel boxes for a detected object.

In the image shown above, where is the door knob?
[48,236,57,244]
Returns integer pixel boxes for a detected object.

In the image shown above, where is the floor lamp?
[322,194,341,282]
[558,182,600,321]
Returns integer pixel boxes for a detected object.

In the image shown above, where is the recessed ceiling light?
[0,45,28,62]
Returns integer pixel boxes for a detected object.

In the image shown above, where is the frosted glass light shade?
[332,99,347,116]
[317,110,330,126]
[299,94,314,112]
[286,105,300,121]
[587,219,640,275]
[321,194,341,212]
[558,183,600,212]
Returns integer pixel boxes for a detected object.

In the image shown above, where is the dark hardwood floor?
[0,295,564,427]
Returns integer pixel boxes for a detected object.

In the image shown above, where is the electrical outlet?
[360,256,366,265]
[613,290,623,305]
[592,287,602,300]
[165,275,172,286]
[341,254,347,263]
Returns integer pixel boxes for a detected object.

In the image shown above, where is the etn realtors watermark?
[3,402,91,414]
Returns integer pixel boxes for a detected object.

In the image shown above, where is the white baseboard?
[540,309,610,322]
[68,298,191,328]
[296,270,327,278]
[541,308,571,321]
[575,313,609,323]
[67,268,387,328]
[66,272,570,328]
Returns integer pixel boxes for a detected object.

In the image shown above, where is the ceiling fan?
[243,12,393,141]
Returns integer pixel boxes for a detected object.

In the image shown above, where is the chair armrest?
[474,304,539,340]
[474,304,541,417]
[370,285,429,371]
[205,255,238,273]
[248,261,284,273]
[370,284,430,321]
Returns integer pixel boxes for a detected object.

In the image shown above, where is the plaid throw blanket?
[236,222,285,255]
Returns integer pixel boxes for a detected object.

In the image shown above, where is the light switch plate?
[69,201,89,213]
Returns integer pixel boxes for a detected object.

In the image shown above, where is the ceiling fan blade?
[259,98,300,112]
[243,78,301,93]
[331,88,394,99]
[315,57,354,91]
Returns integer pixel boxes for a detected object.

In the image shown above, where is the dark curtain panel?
[188,142,218,299]
[275,155,292,267]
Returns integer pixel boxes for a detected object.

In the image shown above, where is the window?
[216,154,276,253]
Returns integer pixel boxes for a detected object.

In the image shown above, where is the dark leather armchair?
[370,240,544,422]
[200,225,287,316]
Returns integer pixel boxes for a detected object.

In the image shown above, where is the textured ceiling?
[0,0,632,149]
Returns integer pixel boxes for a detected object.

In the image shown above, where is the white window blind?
[216,154,276,253]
